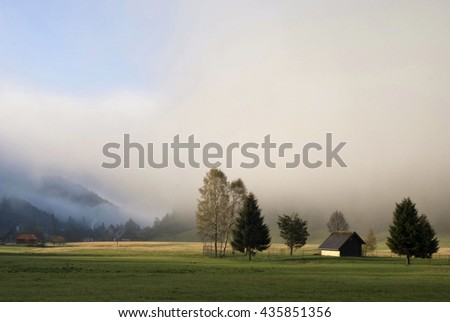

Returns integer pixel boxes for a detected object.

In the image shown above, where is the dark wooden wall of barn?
[340,235,363,257]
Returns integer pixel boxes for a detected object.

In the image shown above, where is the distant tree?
[386,197,439,264]
[112,223,126,241]
[49,213,60,235]
[416,214,439,258]
[139,212,194,241]
[231,193,271,261]
[196,169,230,257]
[48,235,66,246]
[277,213,309,256]
[364,230,377,256]
[64,216,90,242]
[222,179,247,256]
[327,210,349,232]
[137,226,155,240]
[122,218,140,240]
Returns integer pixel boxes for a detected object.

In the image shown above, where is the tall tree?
[196,169,230,257]
[123,218,140,240]
[416,214,439,258]
[231,193,271,261]
[327,210,349,232]
[364,230,377,255]
[386,197,421,264]
[222,179,247,256]
[277,213,309,255]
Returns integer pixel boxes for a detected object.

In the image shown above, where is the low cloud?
[1,1,450,231]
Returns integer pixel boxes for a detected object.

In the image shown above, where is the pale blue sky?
[0,0,174,93]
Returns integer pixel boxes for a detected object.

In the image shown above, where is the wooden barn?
[15,234,40,246]
[319,231,365,257]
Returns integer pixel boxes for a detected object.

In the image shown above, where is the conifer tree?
[231,193,271,261]
[416,214,439,258]
[387,198,420,265]
[386,197,439,264]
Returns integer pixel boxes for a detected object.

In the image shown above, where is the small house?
[15,234,40,246]
[319,231,365,257]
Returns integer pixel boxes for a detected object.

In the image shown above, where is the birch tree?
[222,179,247,255]
[196,169,230,257]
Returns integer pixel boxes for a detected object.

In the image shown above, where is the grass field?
[0,242,449,302]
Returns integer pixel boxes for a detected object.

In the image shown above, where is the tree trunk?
[214,214,218,257]
[406,254,410,265]
[223,207,235,257]
[290,243,293,256]
[223,231,229,256]
[248,249,252,261]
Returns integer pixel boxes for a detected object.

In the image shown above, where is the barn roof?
[16,234,39,240]
[319,231,365,250]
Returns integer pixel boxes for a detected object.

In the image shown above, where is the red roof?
[16,234,39,240]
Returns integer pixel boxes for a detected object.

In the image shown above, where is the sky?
[0,0,449,230]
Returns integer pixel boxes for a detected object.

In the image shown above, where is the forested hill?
[40,176,111,207]
[0,197,194,243]
[0,197,57,240]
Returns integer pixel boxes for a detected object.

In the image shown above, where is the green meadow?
[0,242,449,302]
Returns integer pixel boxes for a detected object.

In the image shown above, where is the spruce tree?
[386,198,420,264]
[386,197,439,264]
[231,193,271,261]
[416,214,439,258]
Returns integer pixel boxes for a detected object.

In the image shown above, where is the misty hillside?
[40,176,110,207]
[0,165,129,225]
[0,166,194,242]
[31,176,126,225]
